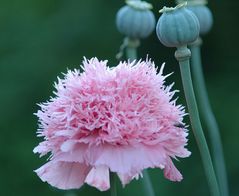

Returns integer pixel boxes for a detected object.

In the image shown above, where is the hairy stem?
[175,46,220,196]
[190,40,229,196]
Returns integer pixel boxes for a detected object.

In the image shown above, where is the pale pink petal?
[85,165,110,191]
[54,144,87,162]
[35,161,90,190]
[60,140,77,152]
[117,172,141,186]
[33,141,50,156]
[86,144,167,175]
[164,158,183,181]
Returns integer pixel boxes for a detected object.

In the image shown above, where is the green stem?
[125,37,139,61]
[126,46,137,61]
[175,46,220,196]
[142,170,155,196]
[125,37,155,196]
[110,172,117,196]
[190,39,229,196]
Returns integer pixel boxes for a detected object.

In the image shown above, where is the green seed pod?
[176,0,213,35]
[156,3,200,47]
[116,0,156,39]
[188,5,213,34]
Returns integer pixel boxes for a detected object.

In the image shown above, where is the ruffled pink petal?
[85,165,110,191]
[33,141,50,157]
[35,161,90,190]
[117,172,141,186]
[54,143,87,162]
[86,144,167,177]
[163,158,182,181]
[60,140,78,152]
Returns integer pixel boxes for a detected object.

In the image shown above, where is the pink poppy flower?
[34,58,190,191]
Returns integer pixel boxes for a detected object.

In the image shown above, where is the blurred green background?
[0,0,238,195]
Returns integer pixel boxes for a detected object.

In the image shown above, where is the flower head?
[34,58,190,191]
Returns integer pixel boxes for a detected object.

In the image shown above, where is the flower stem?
[190,38,229,196]
[125,37,140,61]
[125,37,155,196]
[110,172,117,196]
[126,46,137,61]
[142,170,155,196]
[175,46,220,196]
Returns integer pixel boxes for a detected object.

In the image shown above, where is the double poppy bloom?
[34,58,190,191]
